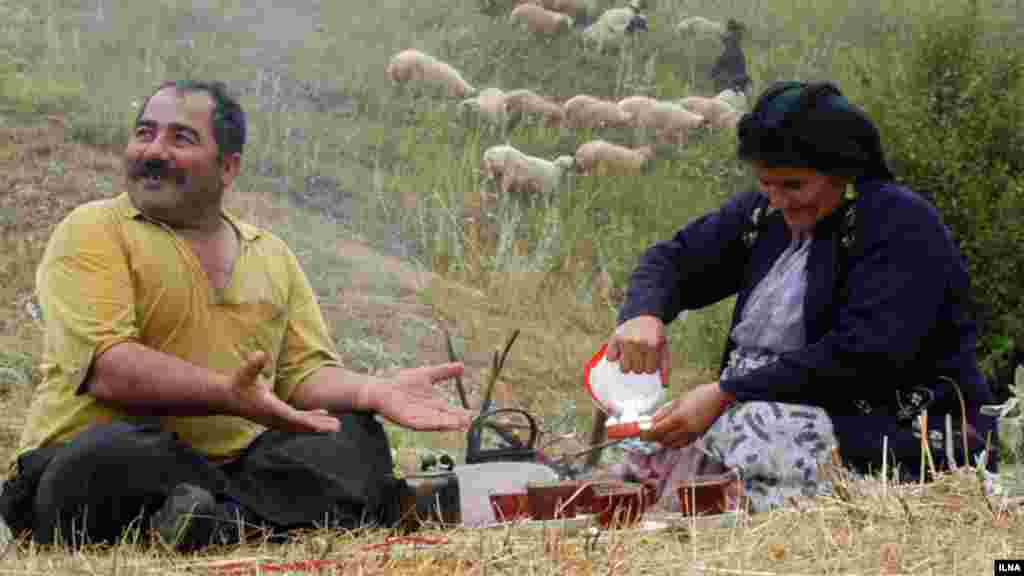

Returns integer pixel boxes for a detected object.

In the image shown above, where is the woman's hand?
[642,382,736,448]
[606,315,670,383]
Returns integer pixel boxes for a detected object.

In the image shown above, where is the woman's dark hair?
[134,80,246,159]
[736,81,893,181]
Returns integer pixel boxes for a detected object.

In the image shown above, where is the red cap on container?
[605,415,654,440]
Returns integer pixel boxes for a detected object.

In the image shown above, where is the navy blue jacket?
[618,179,995,422]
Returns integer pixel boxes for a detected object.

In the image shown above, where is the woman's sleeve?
[617,190,760,326]
[720,191,957,404]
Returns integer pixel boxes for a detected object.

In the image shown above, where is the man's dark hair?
[134,80,246,159]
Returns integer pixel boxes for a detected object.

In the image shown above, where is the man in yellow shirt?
[0,80,473,550]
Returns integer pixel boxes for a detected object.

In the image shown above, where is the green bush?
[991,364,1024,463]
[857,1,1024,383]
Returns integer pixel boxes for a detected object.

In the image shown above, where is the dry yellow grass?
[0,468,1019,575]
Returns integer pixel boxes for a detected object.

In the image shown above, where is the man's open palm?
[374,363,474,431]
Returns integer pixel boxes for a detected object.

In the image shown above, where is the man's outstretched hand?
[367,362,474,431]
[225,351,342,434]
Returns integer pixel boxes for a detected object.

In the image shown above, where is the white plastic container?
[583,343,667,440]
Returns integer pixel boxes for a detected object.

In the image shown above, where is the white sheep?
[675,15,725,39]
[714,88,748,112]
[458,87,510,128]
[618,96,706,144]
[675,95,737,130]
[581,1,648,53]
[519,0,594,19]
[574,139,653,176]
[480,145,575,203]
[510,3,574,36]
[564,94,633,129]
[386,49,476,99]
[651,101,708,145]
[617,95,659,121]
[504,89,566,127]
[481,144,520,183]
[481,0,531,16]
[516,153,577,195]
[715,107,742,131]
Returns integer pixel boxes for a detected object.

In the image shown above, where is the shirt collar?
[114,192,262,241]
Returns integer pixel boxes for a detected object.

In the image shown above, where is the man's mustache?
[127,159,185,183]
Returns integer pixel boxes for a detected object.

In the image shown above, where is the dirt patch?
[0,122,126,461]
[0,123,121,349]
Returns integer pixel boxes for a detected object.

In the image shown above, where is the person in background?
[711,19,752,96]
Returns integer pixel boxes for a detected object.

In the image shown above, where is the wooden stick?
[882,435,888,498]
[481,420,534,431]
[537,433,577,452]
[482,329,520,412]
[583,407,609,472]
[919,412,927,485]
[443,329,470,410]
[945,376,971,469]
[554,436,627,463]
[918,409,938,481]
[498,329,520,373]
[944,413,958,471]
[481,350,500,414]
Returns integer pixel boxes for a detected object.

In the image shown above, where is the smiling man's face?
[123,87,231,228]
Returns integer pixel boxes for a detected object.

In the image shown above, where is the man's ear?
[220,152,242,188]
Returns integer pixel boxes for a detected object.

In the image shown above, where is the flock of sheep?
[509,0,649,52]
[383,0,752,206]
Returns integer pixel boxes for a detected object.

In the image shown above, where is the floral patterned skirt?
[607,348,839,513]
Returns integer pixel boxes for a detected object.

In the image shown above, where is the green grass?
[1,0,1021,446]
[0,350,34,388]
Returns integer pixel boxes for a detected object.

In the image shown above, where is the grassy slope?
[0,0,1022,572]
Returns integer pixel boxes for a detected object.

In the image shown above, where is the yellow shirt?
[16,193,342,462]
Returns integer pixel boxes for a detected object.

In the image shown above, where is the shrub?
[990,364,1024,463]
[857,0,1024,393]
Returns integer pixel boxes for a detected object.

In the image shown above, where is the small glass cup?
[489,492,530,522]
[675,472,742,516]
[591,482,652,529]
[526,480,594,520]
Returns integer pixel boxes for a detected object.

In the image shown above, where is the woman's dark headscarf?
[737,81,893,181]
